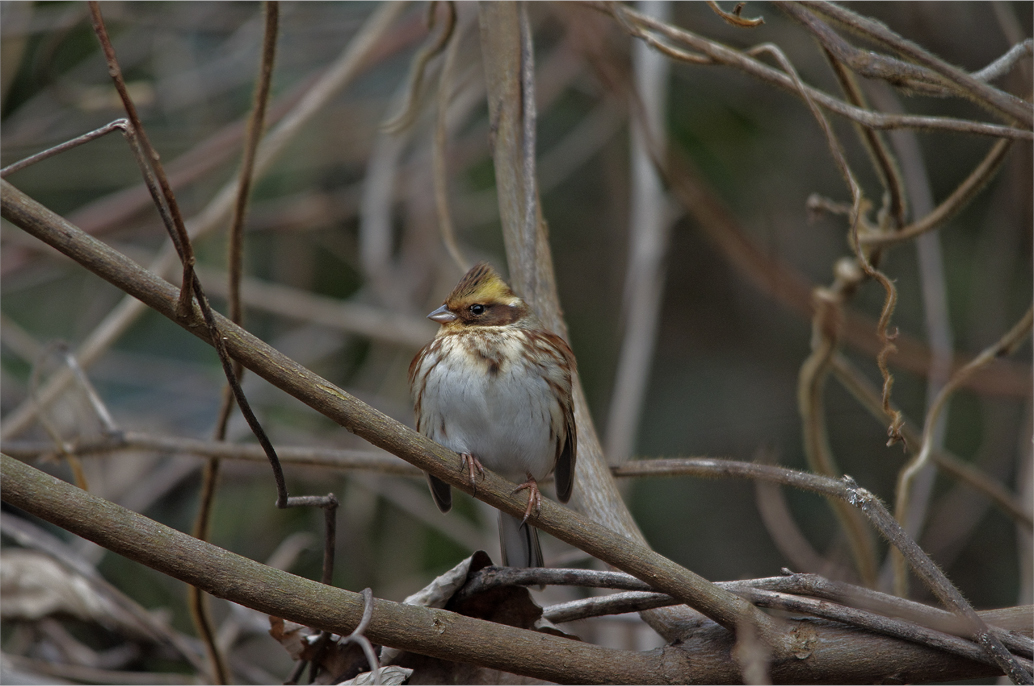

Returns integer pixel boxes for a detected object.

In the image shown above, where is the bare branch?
[0,119,129,178]
[973,39,1034,83]
[0,2,408,442]
[828,353,1033,531]
[610,456,1034,681]
[4,454,1029,684]
[1,431,421,475]
[0,454,675,685]
[799,1,1033,127]
[707,1,764,28]
[600,3,1033,140]
[433,3,471,272]
[88,2,198,318]
[860,139,1013,247]
[894,306,1034,595]
[382,2,457,134]
[0,179,785,651]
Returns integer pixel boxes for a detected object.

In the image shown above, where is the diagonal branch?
[600,2,1033,140]
[88,2,197,319]
[4,453,1030,684]
[0,454,671,685]
[799,1,1033,127]
[3,178,781,650]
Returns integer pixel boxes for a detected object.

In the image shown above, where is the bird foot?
[460,452,485,493]
[512,475,542,524]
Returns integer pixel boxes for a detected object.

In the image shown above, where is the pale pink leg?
[460,452,485,492]
[512,475,542,524]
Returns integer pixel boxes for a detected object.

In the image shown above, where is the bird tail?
[498,512,543,568]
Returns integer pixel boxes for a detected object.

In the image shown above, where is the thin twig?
[777,2,970,101]
[609,456,1033,682]
[226,1,279,330]
[828,353,1032,531]
[848,477,1034,684]
[0,1,408,443]
[382,1,456,133]
[755,38,908,449]
[739,587,1032,673]
[518,1,539,302]
[873,82,956,589]
[463,565,1032,665]
[463,565,1033,659]
[338,588,382,685]
[859,139,1013,247]
[972,39,1033,83]
[540,585,1031,675]
[56,344,120,438]
[799,269,880,578]
[819,49,907,232]
[188,450,230,683]
[765,572,1034,657]
[894,306,1034,596]
[29,343,121,491]
[600,3,1033,140]
[796,273,879,586]
[605,0,673,465]
[0,119,129,178]
[707,1,763,28]
[0,431,422,475]
[432,2,469,272]
[90,1,298,518]
[189,5,281,683]
[799,1,1033,128]
[88,2,197,319]
[755,37,882,585]
[29,344,90,491]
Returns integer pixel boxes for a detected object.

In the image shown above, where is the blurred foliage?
[1,1,1031,682]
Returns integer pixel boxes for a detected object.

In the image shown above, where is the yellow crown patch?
[447,262,517,304]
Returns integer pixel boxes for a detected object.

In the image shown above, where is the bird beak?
[427,304,457,324]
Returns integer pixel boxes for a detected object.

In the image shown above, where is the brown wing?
[410,341,453,512]
[554,407,576,503]
[534,330,577,503]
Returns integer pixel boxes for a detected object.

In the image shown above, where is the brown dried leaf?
[386,551,577,684]
[268,616,319,662]
[269,616,382,684]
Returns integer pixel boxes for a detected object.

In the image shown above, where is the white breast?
[416,332,561,482]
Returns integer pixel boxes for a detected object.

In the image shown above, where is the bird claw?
[460,452,485,494]
[512,476,542,525]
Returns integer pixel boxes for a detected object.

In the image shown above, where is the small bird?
[409,263,577,568]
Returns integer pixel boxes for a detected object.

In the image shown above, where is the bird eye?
[470,304,485,315]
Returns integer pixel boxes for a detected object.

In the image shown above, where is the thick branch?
[0,454,667,685]
[1,179,772,646]
[2,453,1024,684]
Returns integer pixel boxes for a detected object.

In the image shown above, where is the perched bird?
[409,263,577,568]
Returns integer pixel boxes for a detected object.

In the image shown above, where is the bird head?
[427,263,529,330]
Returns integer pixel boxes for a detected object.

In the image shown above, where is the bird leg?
[460,452,485,493]
[512,475,542,524]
